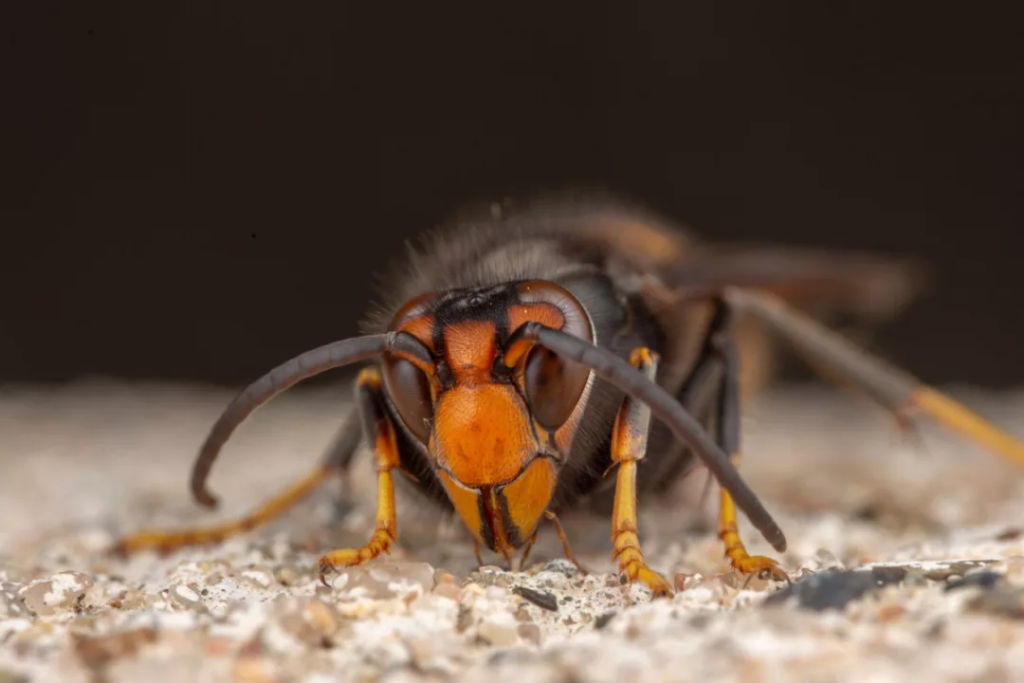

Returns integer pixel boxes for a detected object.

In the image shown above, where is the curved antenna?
[190,334,393,508]
[508,322,787,553]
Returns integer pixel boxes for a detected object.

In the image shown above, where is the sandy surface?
[3,379,1024,682]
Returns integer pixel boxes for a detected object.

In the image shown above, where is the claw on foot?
[733,554,791,586]
[622,558,674,597]
[615,529,673,598]
[316,529,393,587]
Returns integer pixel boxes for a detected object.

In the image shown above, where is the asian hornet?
[113,195,1024,597]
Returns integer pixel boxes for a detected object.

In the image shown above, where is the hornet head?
[381,280,596,558]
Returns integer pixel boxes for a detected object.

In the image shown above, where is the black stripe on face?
[495,487,524,549]
[490,304,514,384]
[428,283,521,388]
[434,283,518,325]
[493,297,510,346]
[476,489,496,552]
[430,316,454,389]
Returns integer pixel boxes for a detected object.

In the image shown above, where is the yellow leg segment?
[318,367,399,586]
[912,387,1024,469]
[610,347,673,597]
[718,454,788,581]
[112,463,334,556]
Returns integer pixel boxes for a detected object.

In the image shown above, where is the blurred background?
[4,2,1022,389]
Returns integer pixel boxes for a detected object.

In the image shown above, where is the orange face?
[380,281,594,558]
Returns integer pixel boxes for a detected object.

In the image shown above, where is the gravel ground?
[4,380,1024,682]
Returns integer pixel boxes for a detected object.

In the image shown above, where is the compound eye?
[524,346,590,431]
[382,356,434,443]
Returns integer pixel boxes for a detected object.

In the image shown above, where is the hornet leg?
[317,366,401,585]
[609,347,674,597]
[702,299,788,580]
[725,288,1024,472]
[112,405,362,557]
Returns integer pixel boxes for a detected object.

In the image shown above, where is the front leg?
[318,366,400,586]
[610,347,674,597]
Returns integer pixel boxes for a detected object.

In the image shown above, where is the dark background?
[5,2,1023,389]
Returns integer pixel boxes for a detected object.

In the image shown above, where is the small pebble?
[512,586,559,612]
[868,565,909,584]
[305,599,340,634]
[485,586,508,601]
[240,569,275,590]
[330,561,436,599]
[231,657,275,683]
[71,627,159,669]
[478,614,520,647]
[966,584,1024,620]
[542,559,580,576]
[814,548,842,569]
[945,571,1005,592]
[432,580,462,602]
[274,566,300,586]
[764,568,904,612]
[18,571,95,617]
[673,573,696,592]
[0,584,28,619]
[517,623,542,645]
[514,603,532,622]
[274,597,342,646]
[118,588,147,611]
[472,571,515,590]
[877,603,907,622]
[168,584,206,613]
[456,604,474,634]
[1005,556,1024,577]
[924,561,986,581]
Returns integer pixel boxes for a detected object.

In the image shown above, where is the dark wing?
[648,242,928,324]
[623,240,926,398]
